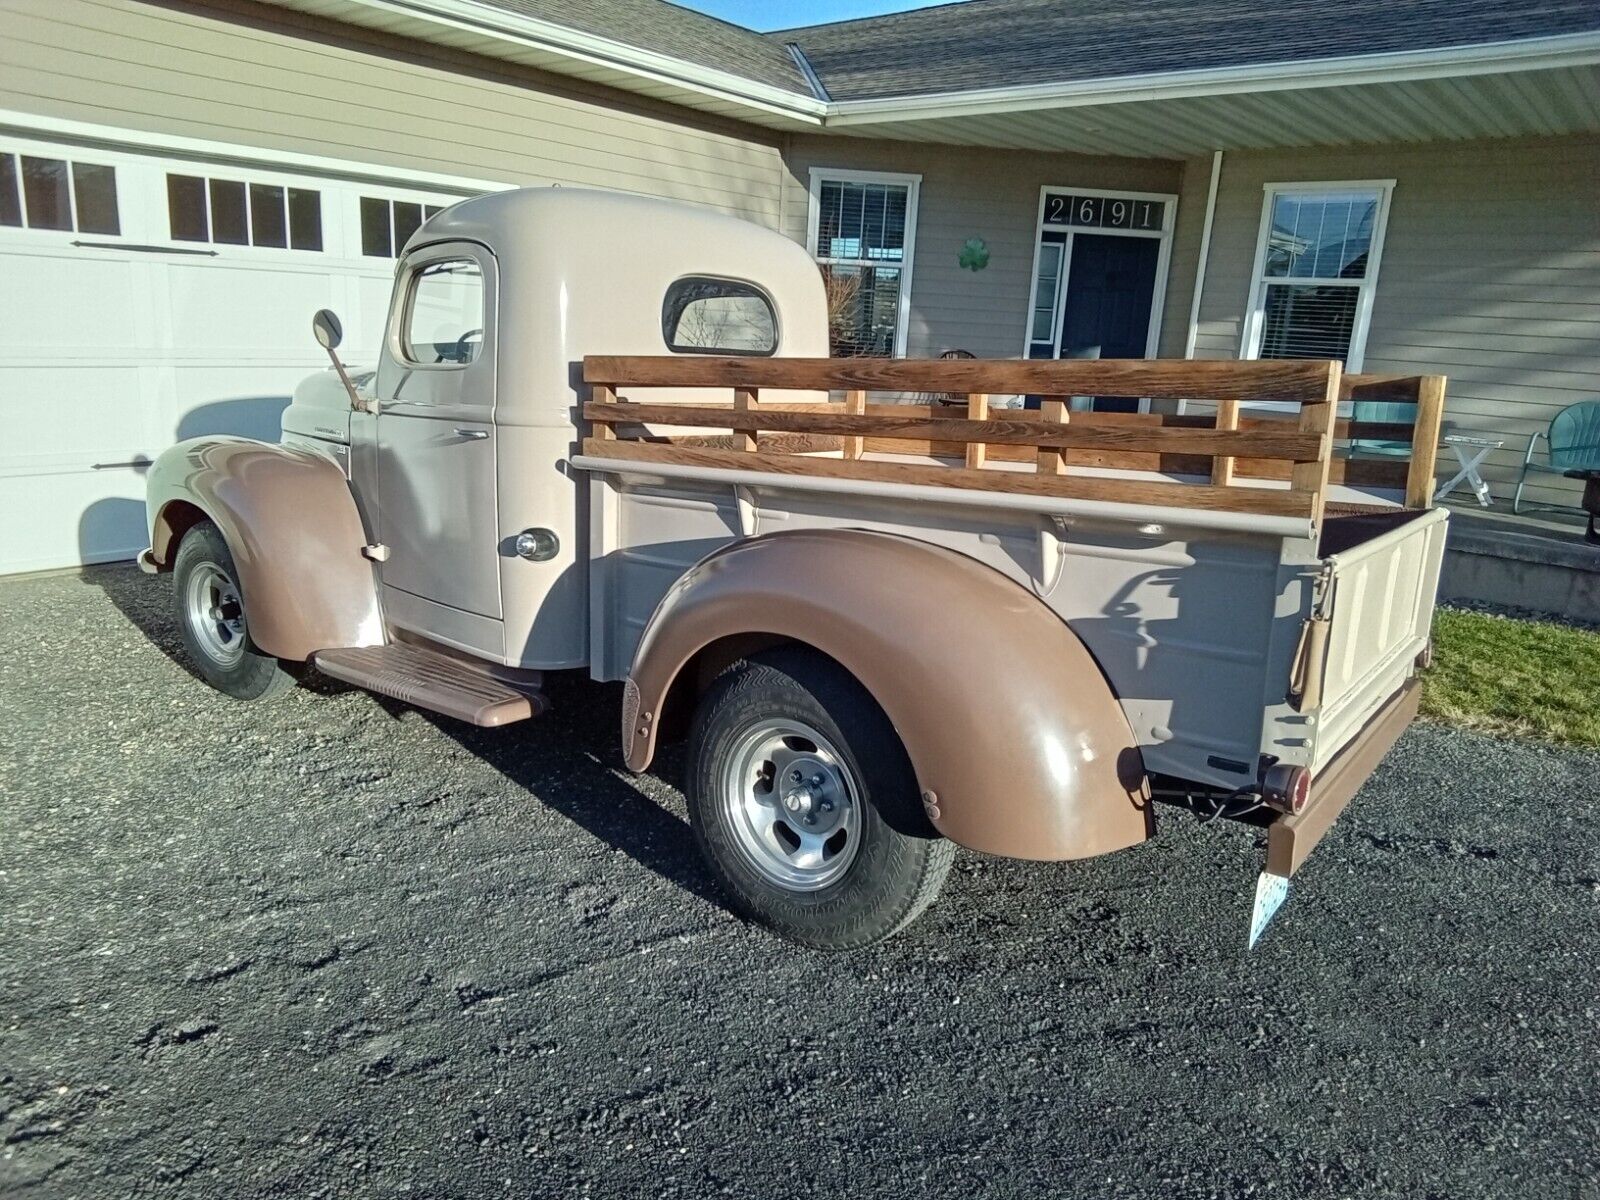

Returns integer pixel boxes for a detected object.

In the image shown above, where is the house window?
[167,173,323,250]
[1244,181,1394,371]
[0,152,120,235]
[807,169,919,357]
[662,277,777,355]
[361,196,445,257]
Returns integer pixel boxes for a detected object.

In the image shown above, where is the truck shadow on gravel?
[86,562,727,914]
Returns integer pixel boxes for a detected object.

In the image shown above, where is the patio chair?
[1513,399,1600,514]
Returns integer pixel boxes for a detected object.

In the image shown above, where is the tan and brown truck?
[142,187,1449,949]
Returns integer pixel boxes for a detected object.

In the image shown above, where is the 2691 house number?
[1043,192,1165,232]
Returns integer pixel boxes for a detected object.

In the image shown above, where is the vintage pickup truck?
[141,187,1449,949]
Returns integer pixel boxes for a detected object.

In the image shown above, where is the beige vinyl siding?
[1186,136,1600,509]
[781,136,1182,359]
[0,0,787,226]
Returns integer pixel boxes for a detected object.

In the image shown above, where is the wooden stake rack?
[581,357,1447,524]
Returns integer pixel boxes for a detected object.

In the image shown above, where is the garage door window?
[361,197,445,257]
[167,174,323,250]
[402,260,485,365]
[0,152,120,235]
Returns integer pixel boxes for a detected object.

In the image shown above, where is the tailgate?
[1310,507,1448,770]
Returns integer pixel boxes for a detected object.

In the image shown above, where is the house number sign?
[1043,191,1165,232]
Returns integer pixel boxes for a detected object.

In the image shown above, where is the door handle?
[453,428,489,440]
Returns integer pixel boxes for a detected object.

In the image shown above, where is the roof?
[466,0,809,93]
[775,0,1600,102]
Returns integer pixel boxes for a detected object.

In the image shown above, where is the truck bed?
[576,356,1449,792]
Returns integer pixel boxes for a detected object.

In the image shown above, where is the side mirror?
[312,308,344,351]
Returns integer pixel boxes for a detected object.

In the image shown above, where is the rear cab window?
[662,277,777,356]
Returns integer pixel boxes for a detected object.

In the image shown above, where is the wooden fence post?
[1036,396,1068,475]
[842,389,866,460]
[591,383,617,441]
[965,393,990,469]
[1289,364,1340,527]
[733,386,758,452]
[1211,397,1239,486]
[1405,375,1447,509]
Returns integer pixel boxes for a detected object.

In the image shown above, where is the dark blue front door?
[1058,234,1160,413]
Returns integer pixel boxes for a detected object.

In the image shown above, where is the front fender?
[625,529,1151,862]
[145,437,382,660]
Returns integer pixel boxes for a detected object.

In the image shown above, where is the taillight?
[1262,764,1312,816]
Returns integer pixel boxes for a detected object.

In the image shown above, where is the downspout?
[1184,149,1224,360]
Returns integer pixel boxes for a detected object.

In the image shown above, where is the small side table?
[1438,434,1504,507]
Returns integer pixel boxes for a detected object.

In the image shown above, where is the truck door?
[373,241,501,619]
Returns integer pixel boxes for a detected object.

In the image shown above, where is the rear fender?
[145,437,382,660]
[625,529,1151,861]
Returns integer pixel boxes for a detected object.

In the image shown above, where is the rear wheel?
[687,647,953,949]
[171,522,296,701]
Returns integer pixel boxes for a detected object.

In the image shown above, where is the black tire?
[170,521,296,701]
[686,647,954,949]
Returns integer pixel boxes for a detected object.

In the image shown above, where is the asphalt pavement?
[2,565,1596,1198]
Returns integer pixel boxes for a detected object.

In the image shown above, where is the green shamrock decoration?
[958,237,990,271]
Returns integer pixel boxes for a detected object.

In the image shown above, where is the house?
[3,0,1597,574]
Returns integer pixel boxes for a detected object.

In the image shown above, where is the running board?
[312,644,541,727]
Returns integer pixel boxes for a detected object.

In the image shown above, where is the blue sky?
[670,0,961,32]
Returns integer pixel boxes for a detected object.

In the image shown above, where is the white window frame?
[805,167,921,358]
[1021,185,1179,413]
[1240,178,1395,373]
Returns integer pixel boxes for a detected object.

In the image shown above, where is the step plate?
[313,645,536,727]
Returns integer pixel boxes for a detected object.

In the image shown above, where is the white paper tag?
[1248,871,1291,950]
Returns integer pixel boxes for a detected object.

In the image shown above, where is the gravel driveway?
[2,566,1597,1199]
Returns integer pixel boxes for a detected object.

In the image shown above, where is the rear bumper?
[1266,678,1420,877]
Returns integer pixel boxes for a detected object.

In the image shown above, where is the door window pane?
[0,155,19,227]
[249,183,287,247]
[209,178,248,245]
[360,196,391,257]
[662,277,776,355]
[1030,241,1063,343]
[288,188,321,250]
[21,157,71,231]
[71,162,119,235]
[403,259,485,365]
[168,174,208,241]
[1264,190,1379,279]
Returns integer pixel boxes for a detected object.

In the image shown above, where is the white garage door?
[0,131,479,575]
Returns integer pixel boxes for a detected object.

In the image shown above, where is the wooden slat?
[965,393,989,469]
[1211,398,1240,486]
[1406,374,1448,509]
[1290,363,1343,525]
[581,402,1326,460]
[841,389,866,461]
[583,355,1339,403]
[732,387,757,453]
[1037,397,1068,475]
[580,438,1318,519]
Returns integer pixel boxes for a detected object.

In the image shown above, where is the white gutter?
[1183,150,1223,362]
[571,455,1311,539]
[824,31,1600,124]
[332,0,827,124]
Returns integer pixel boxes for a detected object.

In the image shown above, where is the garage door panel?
[2,469,148,574]
[0,250,140,349]
[0,365,145,460]
[166,261,342,354]
[171,363,321,443]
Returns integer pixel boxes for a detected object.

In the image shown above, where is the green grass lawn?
[1422,607,1600,748]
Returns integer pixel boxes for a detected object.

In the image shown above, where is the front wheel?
[686,648,953,949]
[171,521,296,701]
